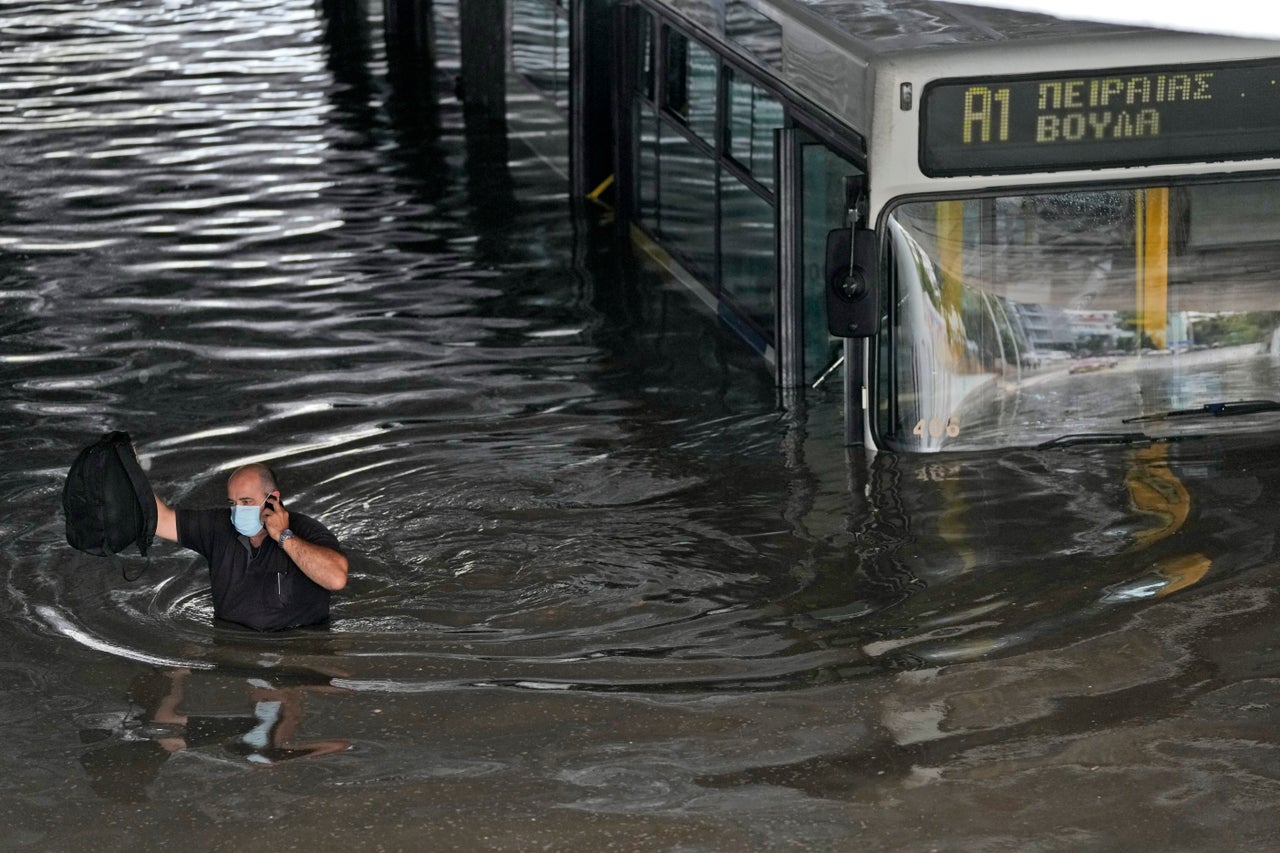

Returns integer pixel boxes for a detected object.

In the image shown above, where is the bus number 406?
[914,418,961,438]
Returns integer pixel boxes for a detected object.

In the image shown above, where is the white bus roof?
[693,0,1280,124]
[651,0,1280,208]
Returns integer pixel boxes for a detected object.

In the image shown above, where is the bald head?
[226,463,280,505]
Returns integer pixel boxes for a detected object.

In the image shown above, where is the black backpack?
[63,431,157,562]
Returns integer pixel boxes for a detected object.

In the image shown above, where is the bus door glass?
[799,141,864,384]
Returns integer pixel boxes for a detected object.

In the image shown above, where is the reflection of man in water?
[153,463,347,631]
[79,669,350,801]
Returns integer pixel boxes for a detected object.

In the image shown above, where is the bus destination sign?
[920,59,1280,176]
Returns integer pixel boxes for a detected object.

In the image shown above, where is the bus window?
[635,102,660,233]
[721,167,775,339]
[724,67,783,190]
[662,29,717,143]
[879,177,1280,451]
[802,144,862,383]
[632,9,659,232]
[658,123,716,278]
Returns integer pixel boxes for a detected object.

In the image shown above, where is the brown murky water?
[2,1,1280,849]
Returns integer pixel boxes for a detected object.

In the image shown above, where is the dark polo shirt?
[176,508,342,631]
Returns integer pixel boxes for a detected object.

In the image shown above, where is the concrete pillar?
[317,0,375,101]
[384,0,436,90]
[459,0,507,126]
[571,0,617,202]
[381,0,439,138]
[457,0,512,245]
[319,0,371,51]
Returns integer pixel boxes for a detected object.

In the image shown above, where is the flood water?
[3,1,1280,849]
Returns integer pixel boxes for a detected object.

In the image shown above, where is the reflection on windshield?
[879,178,1280,451]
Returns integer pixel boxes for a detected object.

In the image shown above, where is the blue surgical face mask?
[231,504,264,537]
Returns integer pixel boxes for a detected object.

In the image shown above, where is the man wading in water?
[153,463,348,631]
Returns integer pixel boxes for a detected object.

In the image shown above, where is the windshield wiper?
[1036,432,1155,449]
[1122,400,1280,424]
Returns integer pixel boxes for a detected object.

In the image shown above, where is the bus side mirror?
[825,227,879,338]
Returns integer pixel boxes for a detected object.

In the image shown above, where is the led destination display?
[920,59,1280,176]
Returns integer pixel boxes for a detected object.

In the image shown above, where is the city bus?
[510,0,1280,453]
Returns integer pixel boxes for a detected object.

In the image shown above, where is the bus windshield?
[878,176,1280,451]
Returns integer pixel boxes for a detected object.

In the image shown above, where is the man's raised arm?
[155,496,177,542]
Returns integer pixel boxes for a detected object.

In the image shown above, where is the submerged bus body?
[512,0,1280,453]
[855,17,1280,453]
